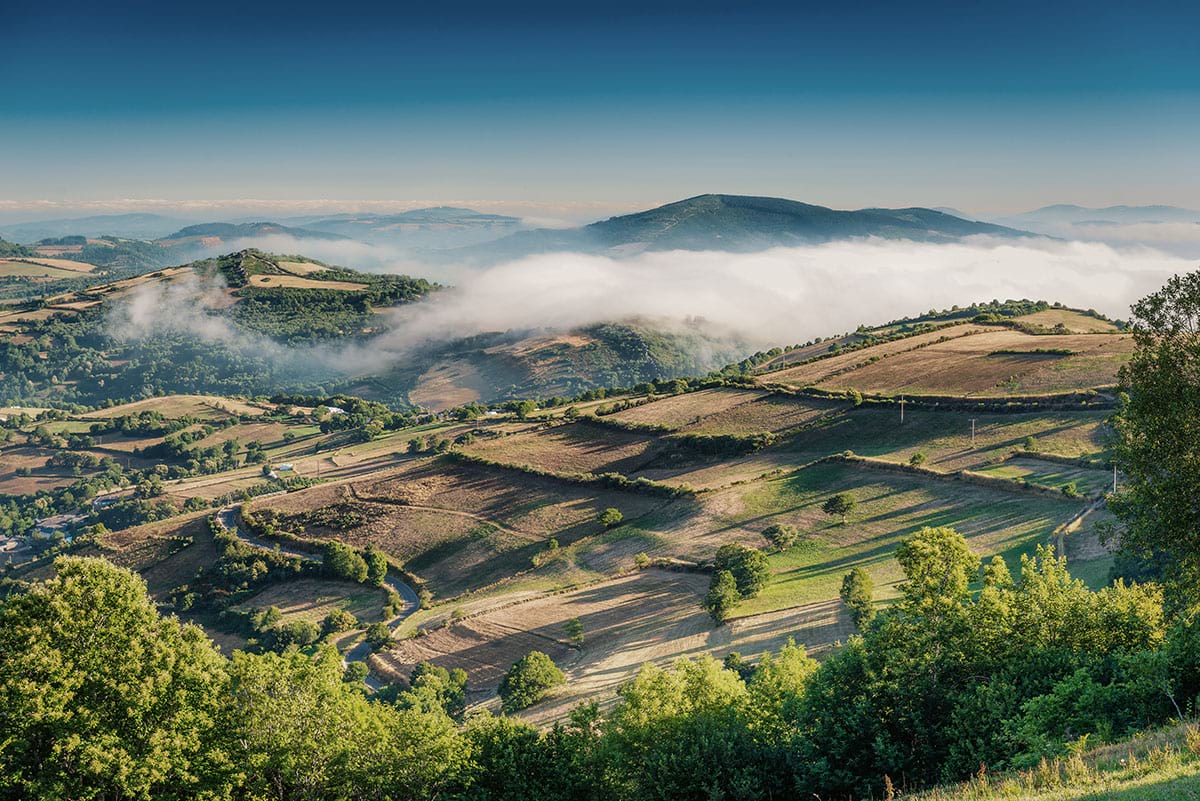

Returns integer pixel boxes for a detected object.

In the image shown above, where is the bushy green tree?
[323,540,368,583]
[1110,271,1200,593]
[713,543,771,598]
[0,557,235,800]
[839,567,875,629]
[499,651,565,712]
[599,507,624,528]
[363,545,387,586]
[822,492,856,525]
[705,569,740,624]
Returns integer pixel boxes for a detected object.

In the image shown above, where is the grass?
[730,460,1082,616]
[908,723,1200,800]
[233,578,388,625]
[976,458,1113,496]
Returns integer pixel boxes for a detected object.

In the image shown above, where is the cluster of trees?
[323,541,388,586]
[704,543,771,623]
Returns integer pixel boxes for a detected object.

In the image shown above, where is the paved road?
[217,503,420,689]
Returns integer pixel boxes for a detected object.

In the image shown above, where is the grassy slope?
[908,725,1200,800]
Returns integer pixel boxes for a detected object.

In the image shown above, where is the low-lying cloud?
[110,236,1199,388]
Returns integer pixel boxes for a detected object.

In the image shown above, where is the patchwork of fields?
[3,306,1133,721]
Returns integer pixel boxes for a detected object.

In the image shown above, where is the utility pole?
[898,398,906,424]
[970,418,977,448]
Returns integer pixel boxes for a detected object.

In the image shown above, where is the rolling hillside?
[0,300,1133,721]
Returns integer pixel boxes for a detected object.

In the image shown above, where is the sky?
[2,0,1198,221]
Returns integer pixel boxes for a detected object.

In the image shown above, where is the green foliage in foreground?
[2,531,1198,801]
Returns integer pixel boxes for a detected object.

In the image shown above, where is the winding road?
[217,503,421,689]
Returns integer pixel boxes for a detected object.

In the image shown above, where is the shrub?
[909,451,927,467]
[762,523,800,551]
[499,651,565,711]
[822,492,857,525]
[599,508,624,528]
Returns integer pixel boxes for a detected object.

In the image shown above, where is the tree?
[909,451,927,467]
[323,540,368,583]
[365,622,392,651]
[762,523,799,551]
[705,570,739,624]
[322,608,359,634]
[564,617,584,647]
[839,567,875,629]
[713,543,771,598]
[822,492,857,525]
[0,557,234,799]
[1110,271,1200,591]
[599,507,624,528]
[498,651,565,712]
[363,545,387,586]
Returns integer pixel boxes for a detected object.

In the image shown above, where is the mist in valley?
[112,235,1198,387]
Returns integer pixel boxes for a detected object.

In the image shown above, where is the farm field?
[0,302,1135,722]
[249,458,672,598]
[461,422,661,475]
[246,274,367,291]
[1015,307,1122,332]
[813,329,1133,396]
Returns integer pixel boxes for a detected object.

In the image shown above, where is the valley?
[0,296,1129,722]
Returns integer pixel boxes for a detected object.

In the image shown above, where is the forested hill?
[449,193,1035,261]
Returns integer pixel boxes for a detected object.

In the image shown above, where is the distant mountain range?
[0,213,196,242]
[446,194,1031,262]
[1002,204,1200,227]
[292,206,524,249]
[158,221,347,243]
[0,197,1038,264]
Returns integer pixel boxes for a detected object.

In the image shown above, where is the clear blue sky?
[2,0,1197,218]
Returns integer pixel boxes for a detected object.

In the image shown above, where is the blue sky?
[1,0,1198,219]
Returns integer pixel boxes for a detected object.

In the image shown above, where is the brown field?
[276,260,326,275]
[0,446,83,494]
[81,394,268,420]
[245,274,366,291]
[97,511,218,597]
[11,257,95,272]
[462,423,660,475]
[608,387,765,429]
[191,421,293,450]
[34,245,84,256]
[761,324,987,386]
[814,329,1133,396]
[683,394,838,436]
[409,359,499,410]
[0,259,95,280]
[233,578,389,625]
[1017,309,1121,333]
